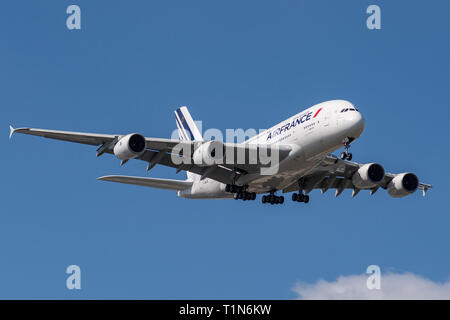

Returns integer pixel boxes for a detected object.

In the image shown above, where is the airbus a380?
[10,100,432,205]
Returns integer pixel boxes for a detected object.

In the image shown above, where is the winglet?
[9,125,15,139]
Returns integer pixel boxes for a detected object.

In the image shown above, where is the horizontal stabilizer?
[97,175,193,191]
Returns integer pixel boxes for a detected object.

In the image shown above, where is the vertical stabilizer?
[174,106,203,181]
[174,106,203,142]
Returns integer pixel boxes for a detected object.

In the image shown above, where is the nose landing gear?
[340,137,354,161]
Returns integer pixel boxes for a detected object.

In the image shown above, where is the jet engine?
[192,141,226,166]
[113,133,146,160]
[387,173,419,198]
[352,163,385,189]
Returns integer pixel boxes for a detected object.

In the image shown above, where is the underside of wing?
[283,154,432,198]
[139,150,236,184]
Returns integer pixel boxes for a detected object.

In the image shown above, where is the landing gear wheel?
[304,195,310,203]
[292,193,298,202]
[233,193,239,200]
[340,152,347,160]
[262,192,284,205]
[251,192,256,200]
[346,153,352,161]
[298,193,305,202]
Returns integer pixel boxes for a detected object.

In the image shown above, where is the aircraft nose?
[350,112,365,137]
[343,111,365,138]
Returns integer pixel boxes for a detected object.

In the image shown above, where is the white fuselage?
[179,100,365,199]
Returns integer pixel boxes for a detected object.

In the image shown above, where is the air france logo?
[266,108,322,140]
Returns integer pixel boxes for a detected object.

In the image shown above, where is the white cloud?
[293,272,450,300]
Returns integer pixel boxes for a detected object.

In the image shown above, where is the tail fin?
[174,106,203,142]
[174,106,203,181]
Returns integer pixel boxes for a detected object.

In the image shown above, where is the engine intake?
[113,133,146,160]
[352,163,385,189]
[387,172,419,198]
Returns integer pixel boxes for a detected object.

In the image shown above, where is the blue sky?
[1,0,449,299]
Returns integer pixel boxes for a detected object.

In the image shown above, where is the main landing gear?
[293,179,310,204]
[340,137,353,161]
[226,184,256,201]
[262,191,284,205]
[292,192,309,203]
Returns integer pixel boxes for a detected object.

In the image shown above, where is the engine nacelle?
[387,172,419,198]
[192,141,226,166]
[113,133,146,160]
[352,163,385,189]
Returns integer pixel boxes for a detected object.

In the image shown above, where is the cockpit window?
[341,107,359,113]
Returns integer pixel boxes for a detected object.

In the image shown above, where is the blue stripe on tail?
[175,108,194,141]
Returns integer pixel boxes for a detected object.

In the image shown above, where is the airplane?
[9,100,431,205]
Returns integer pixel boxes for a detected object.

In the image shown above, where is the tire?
[298,193,305,202]
[225,184,231,193]
[252,193,256,200]
[262,195,267,203]
[304,195,310,203]
[279,196,284,204]
[234,193,239,200]
[292,193,298,202]
[269,195,275,204]
[347,153,353,161]
[340,152,347,160]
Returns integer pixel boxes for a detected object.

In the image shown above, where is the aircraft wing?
[9,126,182,150]
[283,154,432,197]
[10,126,290,185]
